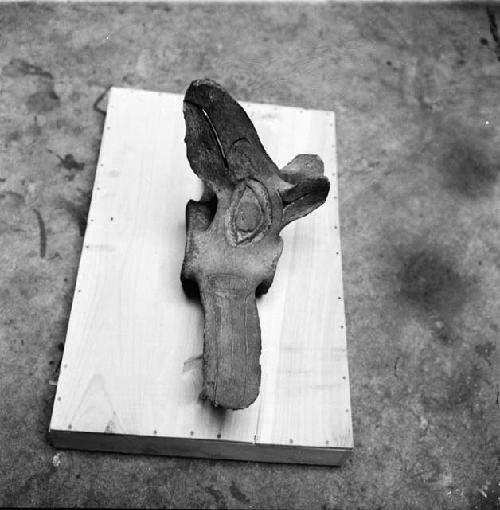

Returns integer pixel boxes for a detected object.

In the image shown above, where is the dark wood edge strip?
[49,429,352,466]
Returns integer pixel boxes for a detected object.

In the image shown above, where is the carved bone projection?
[181,79,330,409]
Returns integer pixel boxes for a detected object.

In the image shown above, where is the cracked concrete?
[0,3,499,509]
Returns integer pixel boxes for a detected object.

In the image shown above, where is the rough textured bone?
[181,79,330,409]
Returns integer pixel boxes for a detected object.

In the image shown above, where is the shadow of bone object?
[181,79,330,409]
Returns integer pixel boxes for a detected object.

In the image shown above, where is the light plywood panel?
[49,87,352,465]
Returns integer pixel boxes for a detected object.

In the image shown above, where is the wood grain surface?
[49,87,352,465]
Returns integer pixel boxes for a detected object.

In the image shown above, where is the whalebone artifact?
[181,79,330,410]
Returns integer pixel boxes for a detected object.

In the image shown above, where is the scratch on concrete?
[93,87,111,115]
[2,58,53,80]
[486,7,500,61]
[32,208,46,258]
[394,356,400,377]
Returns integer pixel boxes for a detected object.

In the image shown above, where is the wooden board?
[49,87,352,465]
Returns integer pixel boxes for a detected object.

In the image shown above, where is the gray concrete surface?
[0,2,499,508]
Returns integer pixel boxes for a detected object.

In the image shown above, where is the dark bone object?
[181,79,330,409]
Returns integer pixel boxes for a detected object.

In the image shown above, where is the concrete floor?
[0,2,499,508]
